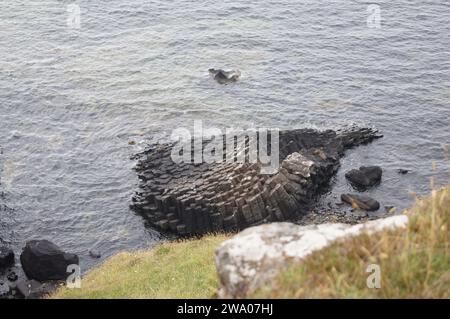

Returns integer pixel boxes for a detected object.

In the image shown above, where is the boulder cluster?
[341,166,385,212]
[0,240,79,299]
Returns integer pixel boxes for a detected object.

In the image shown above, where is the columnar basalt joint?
[131,127,382,235]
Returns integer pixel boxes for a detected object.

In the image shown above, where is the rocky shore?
[2,126,390,299]
[131,127,382,236]
[0,239,79,299]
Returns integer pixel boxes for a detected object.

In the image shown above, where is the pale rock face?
[215,215,408,298]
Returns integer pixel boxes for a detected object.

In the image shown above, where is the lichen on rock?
[215,215,408,298]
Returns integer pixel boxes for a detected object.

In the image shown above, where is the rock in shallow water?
[131,127,382,236]
[6,271,18,282]
[0,246,14,269]
[341,194,380,211]
[20,240,79,282]
[208,68,241,84]
[215,215,408,298]
[89,249,101,259]
[345,166,382,190]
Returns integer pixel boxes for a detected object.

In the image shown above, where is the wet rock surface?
[345,166,382,190]
[131,127,382,235]
[341,194,381,211]
[208,68,241,84]
[20,240,79,282]
[6,271,18,282]
[215,216,408,298]
[0,246,14,269]
[89,249,101,259]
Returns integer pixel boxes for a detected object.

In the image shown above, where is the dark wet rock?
[209,68,241,84]
[6,271,18,282]
[397,169,409,175]
[345,166,382,190]
[341,194,380,211]
[385,206,396,214]
[131,127,382,235]
[0,246,14,269]
[20,240,79,282]
[89,249,101,259]
[15,279,57,299]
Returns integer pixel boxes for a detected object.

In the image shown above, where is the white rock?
[215,215,408,298]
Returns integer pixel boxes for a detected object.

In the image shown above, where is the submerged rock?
[131,127,382,236]
[20,240,79,282]
[341,194,380,211]
[6,271,18,282]
[209,68,241,84]
[215,215,408,298]
[89,249,101,259]
[345,166,382,190]
[0,246,14,269]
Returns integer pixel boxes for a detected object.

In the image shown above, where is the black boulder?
[345,166,382,190]
[20,240,79,282]
[341,194,380,211]
[0,246,14,269]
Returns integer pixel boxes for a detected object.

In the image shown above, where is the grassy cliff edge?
[52,185,449,299]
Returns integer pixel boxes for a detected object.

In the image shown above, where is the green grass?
[52,234,230,299]
[251,185,450,298]
[52,185,449,299]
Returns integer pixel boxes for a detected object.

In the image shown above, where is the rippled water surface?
[0,0,449,272]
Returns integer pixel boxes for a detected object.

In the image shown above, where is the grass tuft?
[51,234,230,299]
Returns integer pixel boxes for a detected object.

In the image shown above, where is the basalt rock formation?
[131,127,382,236]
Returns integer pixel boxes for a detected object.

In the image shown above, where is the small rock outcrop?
[20,240,79,282]
[215,215,408,298]
[89,249,101,259]
[0,246,14,269]
[341,194,380,211]
[131,128,382,236]
[15,279,58,299]
[345,166,382,190]
[208,68,241,84]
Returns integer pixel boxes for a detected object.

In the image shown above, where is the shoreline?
[51,184,449,299]
[0,126,426,299]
